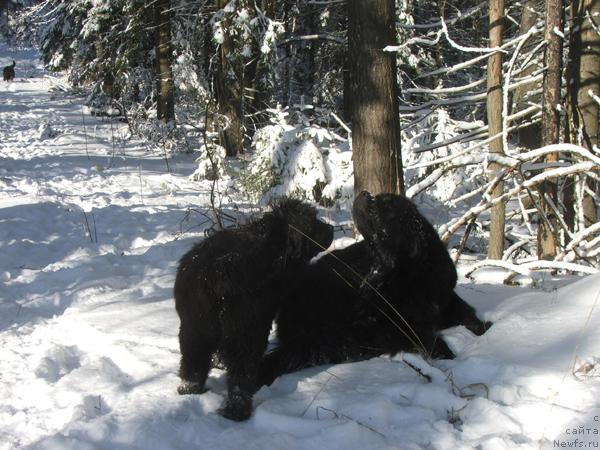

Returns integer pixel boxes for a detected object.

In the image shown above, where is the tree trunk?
[486,0,506,260]
[569,0,600,229]
[514,0,542,150]
[538,0,564,260]
[348,0,404,196]
[215,0,244,156]
[155,0,175,123]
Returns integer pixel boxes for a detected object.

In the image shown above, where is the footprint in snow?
[34,345,81,383]
[72,394,112,420]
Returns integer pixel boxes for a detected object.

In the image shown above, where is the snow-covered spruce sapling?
[239,107,353,205]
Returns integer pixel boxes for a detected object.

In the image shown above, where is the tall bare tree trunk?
[538,0,564,260]
[155,0,175,123]
[486,0,506,260]
[215,0,244,156]
[514,0,542,150]
[348,0,404,196]
[569,0,600,228]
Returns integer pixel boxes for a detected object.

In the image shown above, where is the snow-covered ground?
[1,43,600,450]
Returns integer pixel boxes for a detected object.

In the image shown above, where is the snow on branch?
[398,10,598,270]
[400,75,543,114]
[465,259,598,282]
[279,34,345,46]
[515,144,600,166]
[404,78,485,96]
[557,222,600,262]
[390,14,504,54]
[397,2,486,30]
[503,26,540,154]
[410,27,543,80]
[408,104,541,155]
[440,17,505,54]
[440,160,598,250]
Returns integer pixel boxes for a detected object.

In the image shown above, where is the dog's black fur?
[3,61,15,82]
[174,199,333,421]
[259,192,491,386]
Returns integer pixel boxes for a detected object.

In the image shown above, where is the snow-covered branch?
[440,161,597,243]
[396,3,486,30]
[465,259,598,280]
[413,27,543,80]
[408,104,541,155]
[400,75,543,113]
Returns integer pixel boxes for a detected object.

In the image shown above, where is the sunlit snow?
[1,42,599,450]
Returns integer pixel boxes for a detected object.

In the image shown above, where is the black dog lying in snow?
[259,191,491,386]
[174,199,333,421]
[3,61,15,82]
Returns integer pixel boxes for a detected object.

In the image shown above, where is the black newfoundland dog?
[3,61,15,82]
[174,199,333,421]
[259,191,491,386]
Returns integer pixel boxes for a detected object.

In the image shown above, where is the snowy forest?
[3,0,599,269]
[1,0,600,449]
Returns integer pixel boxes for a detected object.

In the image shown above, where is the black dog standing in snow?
[174,199,333,421]
[3,61,15,82]
[259,191,491,386]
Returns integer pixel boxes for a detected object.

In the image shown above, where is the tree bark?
[514,0,542,150]
[215,0,244,156]
[538,0,564,260]
[486,0,506,260]
[569,0,600,228]
[155,0,175,123]
[348,0,404,196]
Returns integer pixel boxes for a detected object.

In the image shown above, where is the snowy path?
[0,44,215,450]
[2,44,600,450]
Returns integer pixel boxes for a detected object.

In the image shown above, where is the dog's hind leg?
[218,303,274,421]
[177,317,218,395]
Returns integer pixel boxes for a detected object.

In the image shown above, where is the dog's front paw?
[177,380,206,395]
[218,387,252,421]
[218,400,252,422]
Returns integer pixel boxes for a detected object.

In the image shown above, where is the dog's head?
[353,191,426,267]
[271,198,334,261]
